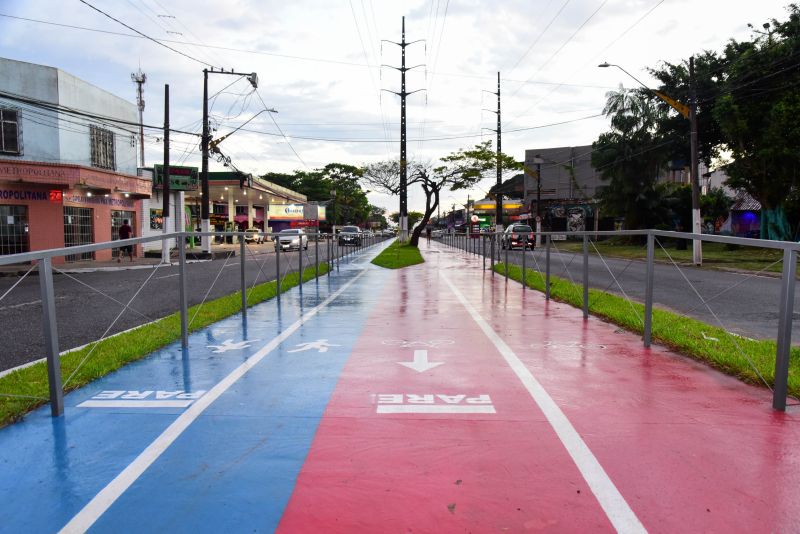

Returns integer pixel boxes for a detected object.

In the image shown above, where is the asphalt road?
[0,238,387,373]
[447,238,800,343]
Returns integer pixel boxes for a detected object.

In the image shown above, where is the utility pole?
[201,69,210,252]
[162,84,171,263]
[689,56,702,265]
[483,73,503,232]
[496,72,502,232]
[131,69,146,168]
[200,68,258,253]
[382,17,425,241]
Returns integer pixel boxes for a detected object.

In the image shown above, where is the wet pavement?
[1,239,799,532]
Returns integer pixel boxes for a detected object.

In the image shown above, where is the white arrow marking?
[397,349,444,373]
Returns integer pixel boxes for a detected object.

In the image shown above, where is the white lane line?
[59,269,368,534]
[442,274,646,534]
[154,273,179,280]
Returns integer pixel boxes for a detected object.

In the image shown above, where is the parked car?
[276,228,308,251]
[501,224,534,250]
[243,228,265,244]
[338,225,362,246]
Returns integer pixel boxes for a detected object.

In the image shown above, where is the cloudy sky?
[0,0,792,213]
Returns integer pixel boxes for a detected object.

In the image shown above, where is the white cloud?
[0,0,792,211]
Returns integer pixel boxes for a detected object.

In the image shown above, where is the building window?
[235,206,248,216]
[63,206,94,262]
[90,125,116,170]
[0,108,21,155]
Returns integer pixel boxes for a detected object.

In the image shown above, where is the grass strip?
[0,263,330,428]
[555,240,786,275]
[494,262,800,397]
[371,240,424,269]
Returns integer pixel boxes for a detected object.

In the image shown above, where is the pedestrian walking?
[118,219,134,262]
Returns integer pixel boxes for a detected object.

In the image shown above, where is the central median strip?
[494,262,800,398]
[371,240,424,269]
[0,263,330,429]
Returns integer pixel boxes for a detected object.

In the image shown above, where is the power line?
[510,0,609,99]
[235,113,603,143]
[0,13,621,92]
[254,90,308,169]
[0,89,200,136]
[76,0,214,67]
[505,0,571,76]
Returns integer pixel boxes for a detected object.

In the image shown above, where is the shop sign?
[153,164,199,191]
[268,204,305,220]
[0,189,49,201]
[49,190,63,202]
[65,194,134,208]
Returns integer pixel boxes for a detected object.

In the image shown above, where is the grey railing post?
[482,235,486,271]
[545,234,551,300]
[773,248,797,411]
[490,234,495,275]
[298,239,303,290]
[240,236,247,317]
[582,234,589,319]
[643,231,655,347]
[178,235,188,347]
[315,232,319,278]
[275,240,281,300]
[521,235,527,290]
[327,235,331,276]
[504,237,509,280]
[38,256,64,417]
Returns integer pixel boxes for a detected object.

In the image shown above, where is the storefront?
[0,159,151,262]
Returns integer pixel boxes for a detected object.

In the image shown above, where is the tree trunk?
[409,187,439,247]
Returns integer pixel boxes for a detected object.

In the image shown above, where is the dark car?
[338,226,362,246]
[501,224,534,250]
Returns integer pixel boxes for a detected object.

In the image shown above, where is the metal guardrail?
[0,231,387,417]
[439,229,798,411]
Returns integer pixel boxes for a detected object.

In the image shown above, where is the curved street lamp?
[598,60,701,265]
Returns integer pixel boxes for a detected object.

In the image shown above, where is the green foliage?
[262,163,371,226]
[371,240,424,269]
[592,87,671,229]
[646,7,800,240]
[389,210,424,229]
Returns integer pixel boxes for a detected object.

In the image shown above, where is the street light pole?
[598,61,701,264]
[689,56,702,265]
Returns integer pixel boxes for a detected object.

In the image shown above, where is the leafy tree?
[701,186,734,225]
[364,141,518,246]
[711,8,800,240]
[261,163,371,226]
[592,86,672,230]
[389,210,424,229]
[368,205,389,229]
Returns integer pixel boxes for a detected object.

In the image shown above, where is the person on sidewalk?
[118,219,134,262]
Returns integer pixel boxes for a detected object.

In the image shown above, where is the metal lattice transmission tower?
[382,16,425,241]
[131,69,147,168]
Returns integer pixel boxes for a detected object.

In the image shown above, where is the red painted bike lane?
[279,259,625,532]
[432,242,800,532]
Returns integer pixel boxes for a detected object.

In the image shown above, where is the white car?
[276,228,308,250]
[243,228,265,244]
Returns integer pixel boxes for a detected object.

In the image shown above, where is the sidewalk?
[1,239,799,532]
[0,241,279,275]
